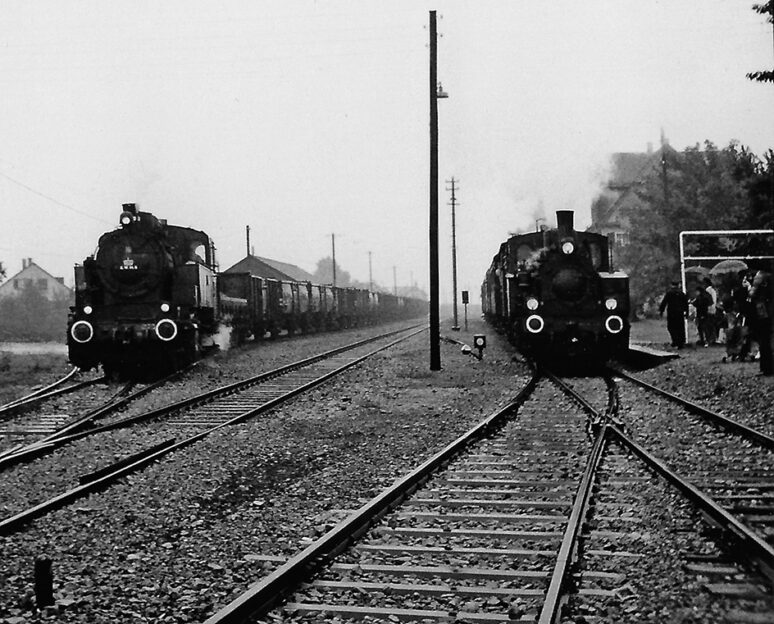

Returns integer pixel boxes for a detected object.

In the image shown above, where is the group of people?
[659,266,773,376]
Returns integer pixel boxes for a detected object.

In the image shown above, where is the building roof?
[0,260,71,300]
[222,255,316,282]
[590,144,678,232]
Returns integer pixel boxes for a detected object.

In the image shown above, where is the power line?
[0,169,112,226]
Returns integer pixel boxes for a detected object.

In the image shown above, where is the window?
[37,278,48,290]
[613,232,630,247]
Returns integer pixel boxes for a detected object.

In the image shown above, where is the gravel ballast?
[0,319,527,623]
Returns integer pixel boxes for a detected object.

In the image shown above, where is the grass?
[0,351,71,406]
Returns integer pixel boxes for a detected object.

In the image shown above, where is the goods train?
[482,210,629,364]
[68,204,424,376]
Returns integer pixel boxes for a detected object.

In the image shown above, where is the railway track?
[0,323,425,536]
[0,364,195,466]
[200,367,774,624]
[0,366,98,419]
[202,374,610,623]
[551,372,774,622]
[606,369,774,562]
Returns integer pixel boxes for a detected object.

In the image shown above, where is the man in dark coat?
[659,281,689,348]
[750,267,773,376]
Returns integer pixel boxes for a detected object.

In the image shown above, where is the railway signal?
[462,289,469,331]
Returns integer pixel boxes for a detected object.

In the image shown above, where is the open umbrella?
[685,265,710,277]
[710,259,748,276]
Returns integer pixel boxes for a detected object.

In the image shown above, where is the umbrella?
[685,265,710,276]
[710,259,748,276]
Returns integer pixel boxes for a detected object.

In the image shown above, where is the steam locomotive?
[68,204,424,377]
[482,210,629,364]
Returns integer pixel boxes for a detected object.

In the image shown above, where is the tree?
[747,1,774,83]
[312,256,351,286]
[618,141,771,310]
[0,284,72,341]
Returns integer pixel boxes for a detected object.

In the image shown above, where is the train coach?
[68,204,424,377]
[482,210,630,365]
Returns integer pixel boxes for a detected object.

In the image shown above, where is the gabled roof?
[222,255,316,282]
[254,256,316,282]
[1,262,67,287]
[591,145,678,229]
[0,261,71,299]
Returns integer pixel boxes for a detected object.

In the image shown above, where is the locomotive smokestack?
[556,211,574,237]
[122,203,137,214]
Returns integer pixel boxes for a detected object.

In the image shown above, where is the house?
[222,254,316,282]
[0,258,72,301]
[589,141,677,248]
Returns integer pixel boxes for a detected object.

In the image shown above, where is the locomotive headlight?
[160,302,170,313]
[119,212,133,226]
[605,315,624,334]
[526,297,539,311]
[605,298,617,311]
[526,314,544,334]
[83,305,93,315]
[70,320,94,344]
[155,319,178,342]
[561,241,575,255]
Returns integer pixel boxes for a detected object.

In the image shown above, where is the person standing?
[659,281,689,348]
[690,286,713,346]
[703,277,719,344]
[750,266,773,376]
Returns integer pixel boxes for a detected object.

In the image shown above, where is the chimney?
[556,211,574,237]
[22,258,27,270]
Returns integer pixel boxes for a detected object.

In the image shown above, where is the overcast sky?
[1,1,773,302]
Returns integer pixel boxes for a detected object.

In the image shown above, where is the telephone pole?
[245,225,251,256]
[428,10,445,371]
[331,233,337,287]
[447,177,460,331]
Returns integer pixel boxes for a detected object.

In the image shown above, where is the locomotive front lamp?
[526,297,539,311]
[605,298,617,311]
[83,305,93,315]
[160,302,171,313]
[120,212,133,226]
[526,314,545,334]
[561,241,575,255]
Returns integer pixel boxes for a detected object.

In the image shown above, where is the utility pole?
[245,225,251,256]
[393,265,397,295]
[331,233,337,287]
[368,251,373,291]
[447,177,460,331]
[428,10,443,371]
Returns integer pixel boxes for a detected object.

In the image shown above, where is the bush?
[0,285,71,342]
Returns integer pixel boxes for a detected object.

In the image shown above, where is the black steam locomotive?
[482,210,629,364]
[68,204,424,377]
